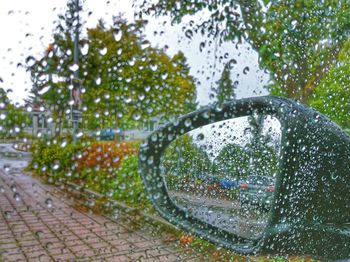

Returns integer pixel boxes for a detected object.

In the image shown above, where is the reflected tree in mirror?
[160,115,281,240]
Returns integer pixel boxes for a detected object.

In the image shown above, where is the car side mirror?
[138,96,350,260]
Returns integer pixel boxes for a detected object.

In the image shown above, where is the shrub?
[109,155,150,207]
[78,152,150,208]
[30,139,149,208]
[78,141,138,170]
[30,139,81,176]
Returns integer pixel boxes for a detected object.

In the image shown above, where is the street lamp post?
[71,0,82,144]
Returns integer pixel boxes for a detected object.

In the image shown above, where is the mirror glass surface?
[161,114,281,240]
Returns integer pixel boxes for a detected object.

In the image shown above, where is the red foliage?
[77,141,138,170]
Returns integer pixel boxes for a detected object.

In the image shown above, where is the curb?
[64,181,177,230]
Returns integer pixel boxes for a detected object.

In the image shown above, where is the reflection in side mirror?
[161,115,281,240]
[139,97,350,260]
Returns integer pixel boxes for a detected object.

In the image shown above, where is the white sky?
[189,116,281,161]
[0,0,269,106]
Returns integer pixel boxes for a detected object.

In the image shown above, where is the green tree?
[0,88,31,138]
[216,61,235,105]
[162,134,212,182]
[83,18,197,130]
[310,40,350,129]
[28,5,197,134]
[27,0,82,135]
[245,115,278,177]
[213,143,249,178]
[145,1,350,103]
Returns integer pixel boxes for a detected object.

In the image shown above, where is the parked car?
[219,177,239,189]
[93,128,123,141]
[239,175,275,209]
[196,173,219,184]
[99,128,115,140]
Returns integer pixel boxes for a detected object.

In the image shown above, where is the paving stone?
[2,253,27,262]
[0,163,202,261]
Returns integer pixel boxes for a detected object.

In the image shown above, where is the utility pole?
[71,0,82,144]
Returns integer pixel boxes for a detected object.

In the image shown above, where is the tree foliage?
[215,62,235,105]
[162,133,211,181]
[27,0,80,135]
[0,88,30,138]
[310,40,350,129]
[245,115,278,177]
[83,18,197,129]
[145,1,350,103]
[213,143,249,178]
[28,0,197,134]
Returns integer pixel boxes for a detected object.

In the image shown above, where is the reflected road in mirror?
[161,114,281,240]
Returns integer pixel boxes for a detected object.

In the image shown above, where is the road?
[168,191,268,240]
[0,145,202,261]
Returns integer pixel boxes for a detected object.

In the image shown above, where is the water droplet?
[243,66,250,74]
[147,157,154,165]
[25,56,36,66]
[69,64,79,72]
[127,58,136,66]
[10,184,16,192]
[138,93,145,101]
[113,29,122,41]
[331,172,338,180]
[199,42,205,52]
[38,254,47,262]
[150,63,158,71]
[184,119,192,128]
[81,43,89,55]
[244,127,251,135]
[132,112,141,121]
[228,59,237,69]
[111,210,119,219]
[161,73,168,80]
[141,40,150,49]
[153,193,161,200]
[4,211,12,218]
[35,230,44,239]
[314,114,321,122]
[196,133,204,141]
[202,111,210,119]
[13,193,21,202]
[45,242,53,249]
[45,198,53,208]
[185,29,193,40]
[291,20,298,30]
[99,47,107,55]
[52,161,60,170]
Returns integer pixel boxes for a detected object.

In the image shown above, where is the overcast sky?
[0,0,269,106]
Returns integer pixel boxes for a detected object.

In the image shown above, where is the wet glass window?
[0,0,348,261]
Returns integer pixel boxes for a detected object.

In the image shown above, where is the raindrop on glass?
[45,198,53,208]
[243,66,250,74]
[114,29,122,42]
[69,64,79,72]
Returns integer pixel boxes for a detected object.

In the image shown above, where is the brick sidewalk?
[0,164,202,261]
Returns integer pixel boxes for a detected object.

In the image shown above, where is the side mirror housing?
[138,96,350,260]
